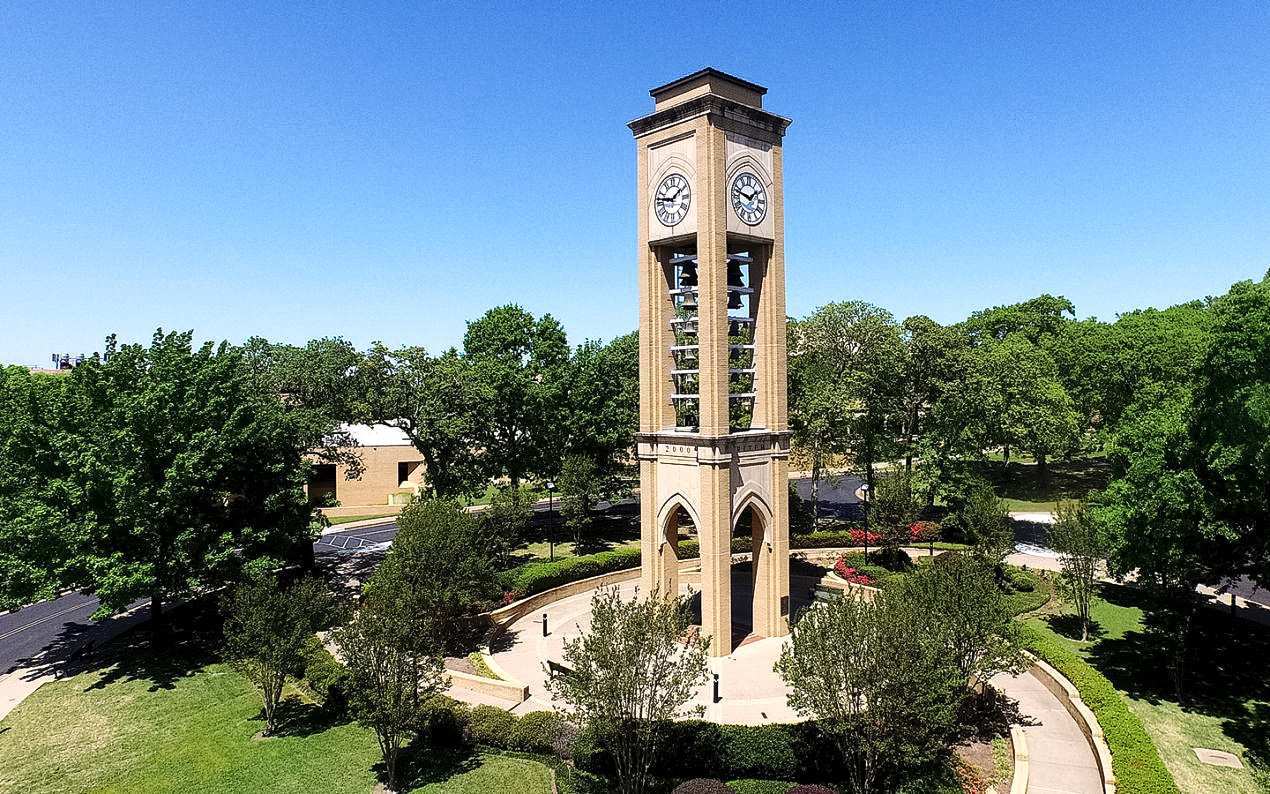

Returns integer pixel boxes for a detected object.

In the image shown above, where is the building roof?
[340,423,413,447]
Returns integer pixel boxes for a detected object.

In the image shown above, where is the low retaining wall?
[1025,652,1116,794]
[1009,725,1029,794]
[446,668,529,704]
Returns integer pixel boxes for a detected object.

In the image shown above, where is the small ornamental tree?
[870,468,920,558]
[959,479,1014,566]
[891,553,1026,685]
[776,591,963,794]
[1050,501,1108,641]
[221,574,332,735]
[558,452,602,547]
[481,485,534,569]
[546,587,710,794]
[335,586,444,793]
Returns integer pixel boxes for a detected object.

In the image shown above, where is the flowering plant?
[847,528,881,545]
[908,521,940,543]
[833,557,874,585]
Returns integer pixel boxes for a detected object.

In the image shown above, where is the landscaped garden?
[1025,584,1270,794]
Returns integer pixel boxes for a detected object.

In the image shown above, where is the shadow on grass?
[396,742,482,790]
[259,696,350,738]
[1043,614,1106,643]
[79,599,221,693]
[1078,583,1270,729]
[968,456,1111,505]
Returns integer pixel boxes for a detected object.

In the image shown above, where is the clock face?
[730,172,768,226]
[654,173,692,227]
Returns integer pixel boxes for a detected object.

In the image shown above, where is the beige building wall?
[307,424,425,509]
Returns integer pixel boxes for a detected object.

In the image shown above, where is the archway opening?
[658,504,694,600]
[732,503,774,641]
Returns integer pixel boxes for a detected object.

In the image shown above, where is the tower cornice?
[628,94,792,140]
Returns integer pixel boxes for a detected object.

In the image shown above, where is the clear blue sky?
[3,2,1268,366]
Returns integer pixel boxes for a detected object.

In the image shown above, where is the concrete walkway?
[490,575,1107,791]
[992,670,1104,794]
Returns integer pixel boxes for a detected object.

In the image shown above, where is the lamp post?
[859,482,871,562]
[545,480,557,562]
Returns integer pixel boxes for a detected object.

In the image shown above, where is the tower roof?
[649,67,767,111]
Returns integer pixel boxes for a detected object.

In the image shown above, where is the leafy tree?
[982,334,1081,477]
[463,305,571,492]
[481,485,534,569]
[789,302,904,495]
[558,452,602,546]
[956,479,1014,566]
[1189,271,1270,589]
[897,316,965,475]
[1050,501,1108,641]
[335,587,443,793]
[547,587,709,794]
[776,591,963,794]
[869,468,918,556]
[913,342,999,507]
[890,553,1026,685]
[376,498,499,657]
[221,574,332,735]
[565,331,639,482]
[241,336,367,479]
[359,344,487,499]
[963,294,1075,347]
[1096,385,1214,699]
[0,367,80,610]
[14,331,313,639]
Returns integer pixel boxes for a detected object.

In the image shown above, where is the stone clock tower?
[630,69,792,656]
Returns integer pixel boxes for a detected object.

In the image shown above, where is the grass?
[968,455,1112,513]
[465,653,499,680]
[0,640,554,793]
[1027,583,1270,794]
[324,511,398,526]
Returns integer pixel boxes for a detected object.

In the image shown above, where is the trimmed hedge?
[1001,568,1053,617]
[499,547,642,598]
[1017,622,1179,794]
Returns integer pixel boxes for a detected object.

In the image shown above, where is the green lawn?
[969,455,1111,513]
[324,511,398,526]
[0,647,554,793]
[1027,584,1270,794]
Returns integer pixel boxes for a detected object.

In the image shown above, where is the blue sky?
[3,2,1268,366]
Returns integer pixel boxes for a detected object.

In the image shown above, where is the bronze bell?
[679,264,698,288]
[727,261,744,288]
[728,290,743,309]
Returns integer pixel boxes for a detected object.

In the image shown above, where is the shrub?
[786,786,838,794]
[300,637,349,714]
[727,781,794,794]
[467,704,518,747]
[719,724,800,780]
[908,520,940,543]
[1018,622,1179,794]
[673,780,732,794]
[833,557,874,586]
[867,546,912,572]
[511,710,567,754]
[499,547,641,599]
[417,695,469,746]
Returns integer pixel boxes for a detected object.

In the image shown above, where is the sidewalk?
[992,670,1105,794]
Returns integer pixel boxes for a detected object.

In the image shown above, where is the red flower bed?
[847,528,881,545]
[908,520,940,543]
[833,556,874,585]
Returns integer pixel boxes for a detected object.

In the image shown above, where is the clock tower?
[630,69,792,656]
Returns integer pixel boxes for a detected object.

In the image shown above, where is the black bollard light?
[542,612,549,637]
[712,672,720,703]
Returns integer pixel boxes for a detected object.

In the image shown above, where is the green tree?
[963,294,1075,347]
[914,341,999,507]
[1050,501,1108,641]
[481,484,534,569]
[983,333,1081,477]
[776,591,963,794]
[790,302,904,495]
[565,331,639,482]
[0,367,80,610]
[377,498,499,657]
[1189,271,1270,589]
[359,344,486,499]
[221,574,332,735]
[869,468,918,557]
[956,479,1014,566]
[890,553,1026,685]
[464,305,571,492]
[558,452,602,547]
[546,587,709,794]
[335,588,443,792]
[14,331,313,639]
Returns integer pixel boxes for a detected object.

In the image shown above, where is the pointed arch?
[656,493,701,544]
[731,487,773,544]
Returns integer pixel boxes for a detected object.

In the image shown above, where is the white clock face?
[730,172,768,226]
[654,173,691,226]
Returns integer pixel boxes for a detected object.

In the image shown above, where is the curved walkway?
[991,670,1104,793]
[488,575,1107,792]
